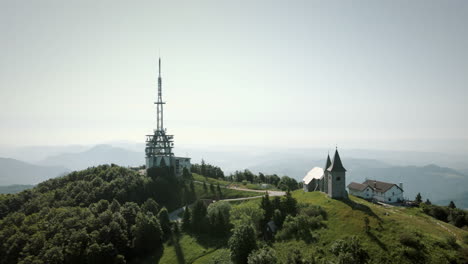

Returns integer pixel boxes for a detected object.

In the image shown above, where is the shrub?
[276,215,323,243]
[445,235,459,249]
[247,247,277,264]
[399,232,424,250]
[298,204,327,220]
[463,234,468,245]
[330,236,369,264]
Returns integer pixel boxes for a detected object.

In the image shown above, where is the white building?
[347,180,404,203]
[303,167,324,192]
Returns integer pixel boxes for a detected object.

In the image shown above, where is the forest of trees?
[0,164,200,263]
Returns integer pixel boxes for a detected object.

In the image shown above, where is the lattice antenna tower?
[145,58,174,158]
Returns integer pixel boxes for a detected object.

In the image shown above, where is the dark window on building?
[336,177,341,181]
[388,198,391,201]
[392,192,394,195]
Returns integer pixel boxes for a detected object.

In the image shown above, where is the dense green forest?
[0,164,242,263]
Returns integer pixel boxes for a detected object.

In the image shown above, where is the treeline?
[190,160,224,179]
[0,165,201,263]
[414,193,468,229]
[227,170,300,191]
[191,160,300,191]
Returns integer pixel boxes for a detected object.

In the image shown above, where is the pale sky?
[1,0,467,153]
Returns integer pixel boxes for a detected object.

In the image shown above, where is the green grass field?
[281,191,468,263]
[158,191,468,264]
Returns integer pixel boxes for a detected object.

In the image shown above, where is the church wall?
[328,171,346,198]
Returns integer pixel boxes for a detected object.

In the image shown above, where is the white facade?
[348,181,404,203]
[375,185,403,203]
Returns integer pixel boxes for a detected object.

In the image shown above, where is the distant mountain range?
[0,158,68,185]
[38,144,144,171]
[0,184,34,194]
[1,143,467,208]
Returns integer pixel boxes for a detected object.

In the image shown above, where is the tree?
[210,183,215,193]
[191,200,208,233]
[260,193,273,222]
[281,190,298,217]
[190,181,195,193]
[132,212,163,254]
[273,209,283,228]
[449,201,456,209]
[229,224,257,264]
[415,193,422,204]
[141,198,159,216]
[208,201,231,235]
[158,207,171,239]
[230,202,265,234]
[182,167,192,181]
[216,183,222,198]
[203,181,208,192]
[425,199,432,205]
[364,217,370,233]
[201,159,207,176]
[247,247,277,264]
[182,206,191,231]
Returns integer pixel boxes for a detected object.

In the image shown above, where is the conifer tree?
[182,206,191,231]
[449,201,456,209]
[415,193,422,204]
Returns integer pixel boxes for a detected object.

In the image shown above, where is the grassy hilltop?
[161,188,468,264]
[0,165,467,263]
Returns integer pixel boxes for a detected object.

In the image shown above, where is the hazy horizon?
[1,1,468,154]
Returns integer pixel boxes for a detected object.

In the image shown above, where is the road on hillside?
[168,182,285,222]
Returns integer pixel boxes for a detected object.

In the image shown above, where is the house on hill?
[348,180,404,203]
[302,148,348,199]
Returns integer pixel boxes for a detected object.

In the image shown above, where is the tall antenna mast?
[156,58,165,131]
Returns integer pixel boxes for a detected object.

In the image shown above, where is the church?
[302,149,347,199]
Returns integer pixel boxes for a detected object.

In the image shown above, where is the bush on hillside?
[399,232,424,250]
[247,247,277,264]
[330,236,369,264]
[276,214,323,243]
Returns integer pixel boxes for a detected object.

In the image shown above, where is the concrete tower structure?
[145,59,191,176]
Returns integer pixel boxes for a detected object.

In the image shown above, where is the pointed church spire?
[324,153,332,170]
[327,148,346,172]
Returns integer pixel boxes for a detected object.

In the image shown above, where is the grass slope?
[275,191,467,263]
[160,191,468,264]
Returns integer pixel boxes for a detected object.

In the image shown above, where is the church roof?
[327,149,347,172]
[362,180,402,193]
[347,182,368,191]
[303,167,324,185]
[324,154,332,170]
